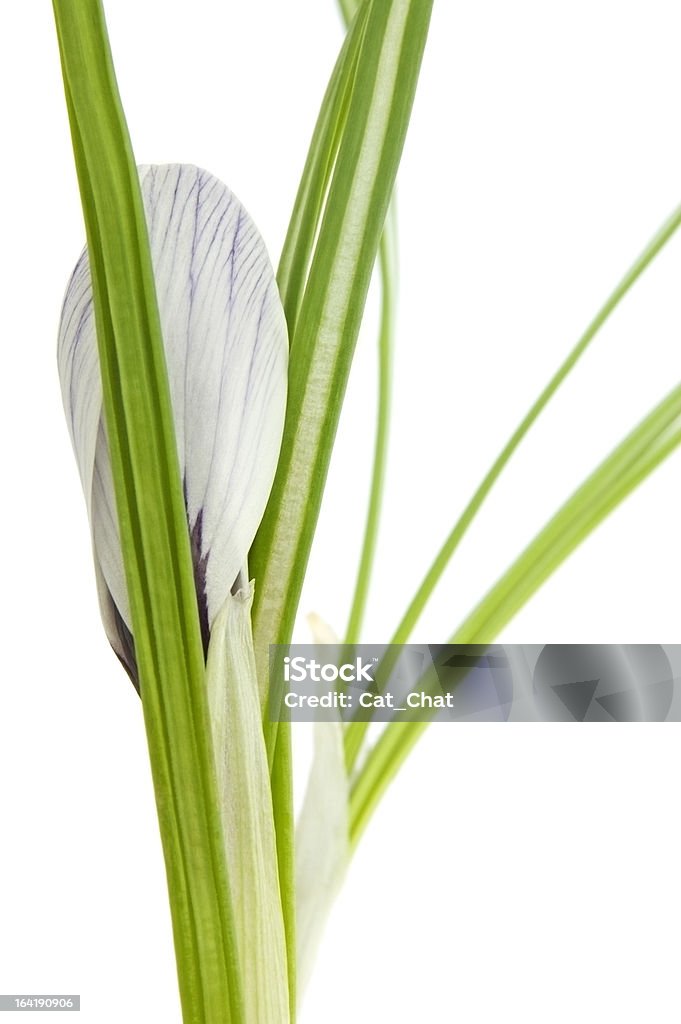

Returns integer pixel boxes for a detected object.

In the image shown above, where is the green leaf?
[52,3,242,1020]
[349,380,681,844]
[250,4,433,1009]
[251,0,434,712]
[451,389,681,645]
[277,2,369,336]
[343,197,681,771]
[391,200,681,645]
[338,0,362,22]
[206,588,290,1024]
[335,0,400,648]
[254,18,370,997]
[345,205,398,643]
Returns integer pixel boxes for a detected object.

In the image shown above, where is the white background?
[2,1,681,1021]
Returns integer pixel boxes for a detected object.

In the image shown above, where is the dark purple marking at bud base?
[108,490,212,694]
[111,599,139,693]
[188,505,210,658]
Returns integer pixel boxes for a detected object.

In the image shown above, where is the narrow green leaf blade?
[252,0,434,682]
[250,5,432,1010]
[451,387,681,646]
[389,200,681,647]
[52,3,242,1019]
[349,381,681,843]
[344,198,681,770]
[337,0,401,650]
[345,205,399,643]
[278,2,369,335]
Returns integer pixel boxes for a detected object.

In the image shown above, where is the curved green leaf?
[349,381,681,843]
[251,0,434,700]
[344,199,681,771]
[53,4,242,1020]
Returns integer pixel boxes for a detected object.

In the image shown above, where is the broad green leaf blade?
[295,615,349,995]
[251,0,434,694]
[343,197,681,770]
[207,589,290,1024]
[52,4,242,1020]
[349,381,681,844]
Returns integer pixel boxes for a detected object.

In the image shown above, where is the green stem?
[345,207,398,642]
[270,723,296,1021]
[344,198,681,771]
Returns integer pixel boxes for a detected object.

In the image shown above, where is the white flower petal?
[296,719,348,996]
[58,164,288,645]
[206,585,290,1022]
[295,614,350,995]
[57,248,101,521]
[91,420,129,628]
